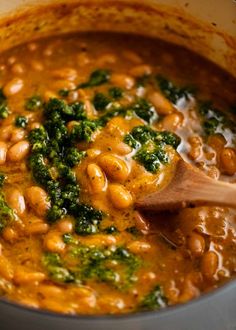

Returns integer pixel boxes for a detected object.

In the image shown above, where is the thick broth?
[0,33,235,315]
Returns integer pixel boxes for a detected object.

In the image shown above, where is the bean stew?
[0,33,235,315]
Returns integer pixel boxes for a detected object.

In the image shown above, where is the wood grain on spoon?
[136,158,236,211]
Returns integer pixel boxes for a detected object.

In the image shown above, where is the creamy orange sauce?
[0,33,235,315]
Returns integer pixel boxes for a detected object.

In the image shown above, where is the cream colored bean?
[220,147,236,175]
[87,163,107,193]
[0,125,13,141]
[31,60,44,71]
[5,188,26,215]
[0,141,7,164]
[112,142,132,155]
[123,50,142,64]
[207,134,226,153]
[52,68,77,81]
[187,233,205,257]
[98,154,130,182]
[3,77,24,96]
[37,285,63,298]
[25,186,50,217]
[11,63,25,74]
[161,112,184,131]
[44,90,58,101]
[86,148,101,159]
[129,65,152,77]
[188,136,203,160]
[28,122,41,131]
[127,241,151,253]
[44,231,66,253]
[7,140,30,162]
[109,184,133,209]
[148,91,175,115]
[2,227,18,242]
[0,255,14,280]
[10,128,25,143]
[82,234,116,247]
[111,73,134,90]
[53,80,76,91]
[77,52,90,66]
[14,268,46,285]
[201,251,218,279]
[57,218,74,234]
[96,53,117,66]
[25,221,49,235]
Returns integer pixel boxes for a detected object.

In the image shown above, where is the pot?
[0,1,235,329]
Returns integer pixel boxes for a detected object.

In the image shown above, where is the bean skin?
[44,231,66,253]
[5,188,26,215]
[98,154,130,183]
[201,251,219,280]
[187,233,205,257]
[7,140,30,162]
[108,184,133,209]
[25,186,50,217]
[148,91,174,115]
[87,163,107,193]
[220,147,236,175]
[0,255,14,280]
[3,77,24,96]
[0,141,7,164]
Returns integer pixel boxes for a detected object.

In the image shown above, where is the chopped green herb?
[0,192,15,232]
[58,89,70,97]
[132,98,156,123]
[42,252,75,283]
[108,87,123,100]
[0,173,5,187]
[104,226,119,234]
[93,92,111,111]
[139,285,167,311]
[79,69,110,88]
[156,75,193,104]
[25,95,43,111]
[15,115,28,128]
[0,89,9,119]
[124,126,180,173]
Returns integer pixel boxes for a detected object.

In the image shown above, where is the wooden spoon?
[135,158,236,212]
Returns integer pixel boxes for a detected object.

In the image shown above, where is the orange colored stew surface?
[0,33,235,315]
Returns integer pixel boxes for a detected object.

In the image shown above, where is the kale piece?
[0,192,14,232]
[139,285,167,311]
[79,69,110,88]
[156,75,193,104]
[74,204,103,235]
[15,115,28,128]
[25,95,43,111]
[108,87,123,100]
[93,92,111,111]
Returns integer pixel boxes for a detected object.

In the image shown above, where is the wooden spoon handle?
[136,159,236,211]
